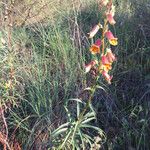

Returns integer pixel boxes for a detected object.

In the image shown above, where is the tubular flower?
[100,49,116,71]
[88,23,102,38]
[106,48,116,63]
[85,60,98,73]
[101,55,110,65]
[99,48,116,84]
[105,30,118,46]
[102,70,113,84]
[90,39,101,54]
[99,63,112,73]
[106,13,116,25]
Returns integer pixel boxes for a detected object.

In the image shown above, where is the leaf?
[81,117,96,124]
[64,106,72,122]
[52,122,70,136]
[96,85,107,92]
[78,129,85,150]
[80,124,105,136]
[67,98,84,104]
[83,87,93,91]
[52,127,68,137]
[82,133,93,147]
[84,111,95,119]
[59,129,73,149]
[77,101,80,118]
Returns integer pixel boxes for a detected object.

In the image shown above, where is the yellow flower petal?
[109,38,118,46]
[90,45,100,54]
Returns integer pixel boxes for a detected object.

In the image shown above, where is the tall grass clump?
[0,1,86,148]
[8,23,87,149]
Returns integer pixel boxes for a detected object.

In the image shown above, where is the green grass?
[8,22,86,149]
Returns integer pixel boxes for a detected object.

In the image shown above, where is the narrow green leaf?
[52,122,70,136]
[52,127,68,137]
[81,117,95,124]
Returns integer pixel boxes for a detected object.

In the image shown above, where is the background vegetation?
[0,0,150,149]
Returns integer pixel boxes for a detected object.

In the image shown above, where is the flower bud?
[88,23,102,38]
[106,13,116,25]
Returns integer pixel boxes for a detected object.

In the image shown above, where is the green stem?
[102,19,108,55]
[77,76,99,122]
[77,85,96,122]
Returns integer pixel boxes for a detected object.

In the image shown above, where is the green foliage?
[6,21,86,149]
[51,99,105,149]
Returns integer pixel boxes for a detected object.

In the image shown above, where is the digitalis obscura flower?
[106,3,116,25]
[101,55,110,65]
[85,60,98,73]
[99,58,113,84]
[99,48,116,84]
[88,23,102,38]
[90,39,101,54]
[105,30,118,46]
[99,62,112,73]
[106,13,116,25]
[106,48,116,63]
[102,70,113,84]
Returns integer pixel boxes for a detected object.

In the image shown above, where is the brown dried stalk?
[0,108,11,150]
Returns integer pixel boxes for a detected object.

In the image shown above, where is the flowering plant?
[51,0,118,149]
[86,0,117,84]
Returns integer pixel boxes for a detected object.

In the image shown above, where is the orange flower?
[105,31,118,46]
[88,23,102,38]
[90,39,101,54]
[99,63,112,73]
[85,60,98,73]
